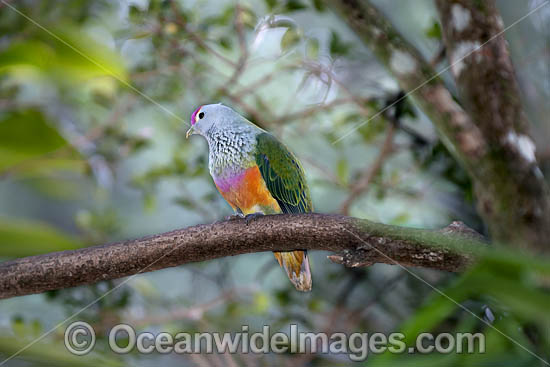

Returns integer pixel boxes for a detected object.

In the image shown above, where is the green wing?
[255,132,312,214]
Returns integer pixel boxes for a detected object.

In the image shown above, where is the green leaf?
[0,109,68,173]
[425,20,442,40]
[0,217,82,257]
[219,36,232,50]
[174,197,195,209]
[285,0,307,12]
[306,38,319,59]
[0,24,127,82]
[240,5,258,29]
[253,292,270,313]
[0,336,121,367]
[329,30,352,57]
[129,4,146,23]
[391,250,550,365]
[399,284,466,344]
[336,158,348,185]
[280,27,301,52]
[358,115,386,142]
[391,213,411,225]
[205,5,234,27]
[265,0,278,11]
[8,159,87,180]
[310,0,326,11]
[24,177,87,199]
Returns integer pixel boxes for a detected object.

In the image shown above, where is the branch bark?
[325,0,550,252]
[435,0,550,252]
[0,214,484,300]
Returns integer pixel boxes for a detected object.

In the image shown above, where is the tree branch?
[0,214,484,300]
[435,0,550,252]
[325,0,550,252]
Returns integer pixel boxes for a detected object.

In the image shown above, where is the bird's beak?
[186,126,195,139]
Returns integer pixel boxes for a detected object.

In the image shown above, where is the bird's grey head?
[186,103,247,139]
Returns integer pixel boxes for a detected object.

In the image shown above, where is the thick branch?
[0,214,483,299]
[435,0,550,252]
[325,0,550,252]
[324,0,484,165]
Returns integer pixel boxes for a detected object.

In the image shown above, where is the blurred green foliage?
[0,29,126,82]
[0,109,69,173]
[0,217,81,256]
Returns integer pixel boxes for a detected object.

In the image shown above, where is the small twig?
[300,61,371,116]
[274,97,371,124]
[127,287,255,327]
[339,91,409,215]
[339,123,395,215]
[177,183,216,222]
[430,44,447,67]
[232,72,276,99]
[170,2,237,68]
[301,156,344,188]
[226,4,249,86]
[221,88,273,129]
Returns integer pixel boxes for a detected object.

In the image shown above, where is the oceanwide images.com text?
[65,322,485,361]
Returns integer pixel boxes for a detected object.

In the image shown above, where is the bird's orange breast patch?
[215,166,280,215]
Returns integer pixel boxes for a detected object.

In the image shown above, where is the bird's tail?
[273,250,312,292]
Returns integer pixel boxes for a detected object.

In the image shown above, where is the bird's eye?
[198,112,205,119]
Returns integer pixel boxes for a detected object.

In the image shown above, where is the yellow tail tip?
[274,250,312,292]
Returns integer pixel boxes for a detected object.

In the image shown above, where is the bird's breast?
[213,166,280,215]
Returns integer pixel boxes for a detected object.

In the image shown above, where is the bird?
[186,103,312,291]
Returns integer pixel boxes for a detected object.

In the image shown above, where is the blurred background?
[0,0,549,365]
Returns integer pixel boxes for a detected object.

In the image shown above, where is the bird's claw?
[225,213,245,221]
[245,212,264,225]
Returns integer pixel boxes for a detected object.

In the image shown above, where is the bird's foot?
[225,212,245,221]
[245,212,264,225]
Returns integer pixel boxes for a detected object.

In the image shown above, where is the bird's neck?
[206,126,257,178]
